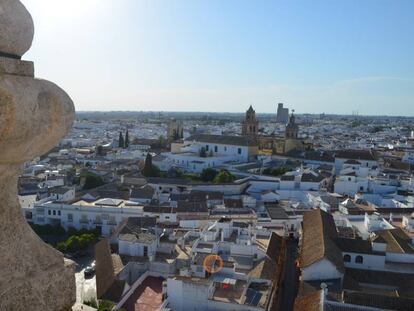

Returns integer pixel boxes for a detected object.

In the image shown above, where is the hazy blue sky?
[22,0,414,115]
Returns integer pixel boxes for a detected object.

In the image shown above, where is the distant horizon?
[75,110,414,118]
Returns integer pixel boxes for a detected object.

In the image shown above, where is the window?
[143,246,148,257]
[67,214,73,222]
[343,254,351,262]
[48,210,51,215]
[238,148,242,155]
[359,186,364,191]
[224,147,227,151]
[58,210,61,216]
[205,145,209,151]
[355,255,363,264]
[348,177,351,181]
[52,210,56,216]
[214,146,218,153]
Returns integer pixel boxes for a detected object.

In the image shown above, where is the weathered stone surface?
[0,94,76,310]
[0,75,75,163]
[0,165,76,310]
[0,56,34,76]
[0,0,34,57]
[0,1,76,310]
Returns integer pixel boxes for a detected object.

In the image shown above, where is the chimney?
[320,282,328,297]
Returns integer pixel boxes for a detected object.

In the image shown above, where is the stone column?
[0,0,76,310]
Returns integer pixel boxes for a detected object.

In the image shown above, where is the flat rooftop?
[122,276,163,311]
[211,279,247,304]
[70,198,143,209]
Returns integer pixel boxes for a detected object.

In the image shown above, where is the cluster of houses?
[19,158,414,311]
[95,216,282,311]
[17,108,414,311]
[296,208,414,311]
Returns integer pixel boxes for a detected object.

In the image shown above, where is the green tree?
[143,153,153,176]
[84,298,98,308]
[200,168,218,182]
[158,135,164,147]
[125,129,130,148]
[56,241,67,253]
[118,132,124,148]
[142,153,161,177]
[263,166,290,176]
[213,169,235,184]
[168,167,183,178]
[98,300,120,311]
[82,172,104,190]
[62,233,96,252]
[151,165,161,177]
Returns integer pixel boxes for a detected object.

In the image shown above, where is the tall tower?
[167,118,184,141]
[242,105,259,137]
[285,110,299,139]
[276,103,289,124]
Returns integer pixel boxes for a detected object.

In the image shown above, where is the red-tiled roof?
[300,209,344,273]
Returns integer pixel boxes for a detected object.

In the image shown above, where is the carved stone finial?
[0,0,34,57]
[0,1,76,310]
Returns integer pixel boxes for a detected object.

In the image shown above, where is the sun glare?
[23,0,101,21]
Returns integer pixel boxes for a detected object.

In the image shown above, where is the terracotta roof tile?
[300,209,344,273]
[294,290,323,311]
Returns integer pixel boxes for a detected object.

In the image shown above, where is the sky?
[21,0,414,116]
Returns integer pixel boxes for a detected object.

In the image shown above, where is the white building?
[334,174,369,196]
[32,198,144,236]
[402,213,414,233]
[334,149,377,171]
[164,134,259,173]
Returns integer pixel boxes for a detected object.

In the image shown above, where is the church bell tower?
[242,105,259,137]
[285,110,299,139]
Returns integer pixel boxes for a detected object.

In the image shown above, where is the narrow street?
[278,239,299,311]
[73,255,97,305]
